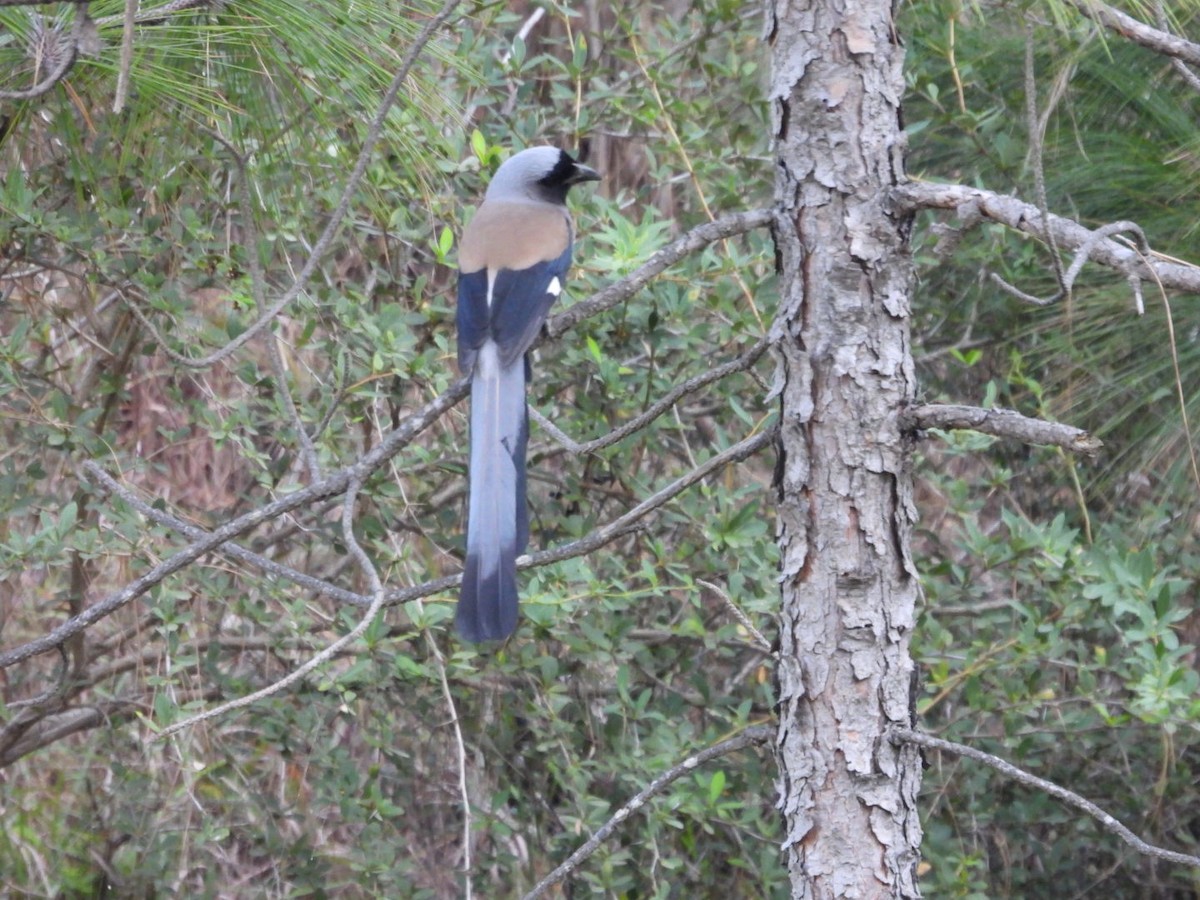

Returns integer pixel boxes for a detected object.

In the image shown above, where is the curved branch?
[545,208,774,340]
[892,728,1200,871]
[0,701,133,767]
[519,426,775,570]
[531,336,770,455]
[524,724,775,899]
[0,378,466,670]
[152,470,388,740]
[1,207,779,668]
[895,182,1200,294]
[1067,0,1200,67]
[141,0,464,369]
[0,3,87,101]
[84,465,371,606]
[376,426,778,609]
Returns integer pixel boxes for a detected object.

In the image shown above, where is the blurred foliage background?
[0,0,1198,897]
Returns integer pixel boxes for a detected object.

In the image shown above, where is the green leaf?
[708,770,726,805]
[471,128,488,163]
[586,334,603,365]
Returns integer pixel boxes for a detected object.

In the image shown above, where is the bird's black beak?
[569,163,602,184]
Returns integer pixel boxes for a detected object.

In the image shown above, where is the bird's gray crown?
[484,146,597,205]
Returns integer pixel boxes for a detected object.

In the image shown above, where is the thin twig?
[892,728,1200,870]
[382,428,774,607]
[990,219,1150,313]
[698,579,771,653]
[153,474,387,739]
[133,0,464,370]
[206,125,323,482]
[628,33,766,330]
[546,209,774,339]
[85,465,370,606]
[993,24,1070,307]
[1066,0,1200,67]
[429,629,472,896]
[520,426,776,571]
[1153,2,1200,91]
[1014,24,1067,300]
[1137,247,1200,492]
[373,428,775,609]
[523,724,774,899]
[532,336,770,456]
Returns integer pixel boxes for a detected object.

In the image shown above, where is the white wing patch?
[486,269,497,309]
[546,276,562,297]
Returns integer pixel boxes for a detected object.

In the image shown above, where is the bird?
[455,146,601,642]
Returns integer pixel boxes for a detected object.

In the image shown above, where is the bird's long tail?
[457,340,528,642]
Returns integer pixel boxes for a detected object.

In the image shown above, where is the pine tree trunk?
[766,0,923,896]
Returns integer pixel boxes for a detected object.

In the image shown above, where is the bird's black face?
[535,150,602,204]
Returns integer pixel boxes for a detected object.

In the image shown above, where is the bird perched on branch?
[455,146,601,642]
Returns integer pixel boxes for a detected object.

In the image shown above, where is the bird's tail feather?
[457,341,527,642]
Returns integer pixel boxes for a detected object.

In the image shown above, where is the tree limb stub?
[908,403,1103,457]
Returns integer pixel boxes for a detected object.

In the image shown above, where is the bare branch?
[521,426,776,572]
[524,724,774,899]
[892,728,1200,870]
[0,200,779,669]
[1151,2,1200,91]
[699,579,772,653]
[152,471,388,740]
[137,0,465,370]
[207,125,323,482]
[532,336,770,456]
[991,219,1151,314]
[0,379,466,670]
[112,0,135,112]
[545,209,774,339]
[1067,0,1200,67]
[0,702,132,767]
[908,403,1103,456]
[0,3,88,101]
[1022,23,1067,301]
[895,182,1200,294]
[372,427,777,611]
[84,464,371,606]
[425,625,472,894]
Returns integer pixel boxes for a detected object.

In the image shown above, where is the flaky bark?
[766,0,922,896]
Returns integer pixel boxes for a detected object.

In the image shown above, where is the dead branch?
[524,723,774,899]
[908,403,1103,456]
[123,0,465,370]
[1067,0,1200,67]
[545,208,774,339]
[895,182,1200,296]
[0,379,465,670]
[892,728,1200,871]
[152,471,388,740]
